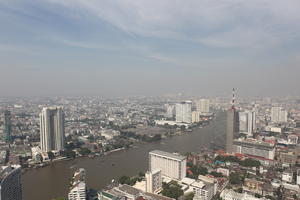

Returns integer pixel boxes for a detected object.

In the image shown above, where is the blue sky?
[0,0,300,97]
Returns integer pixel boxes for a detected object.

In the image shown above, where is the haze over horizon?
[1,1,300,97]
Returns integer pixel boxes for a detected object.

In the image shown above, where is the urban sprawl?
[1,92,300,200]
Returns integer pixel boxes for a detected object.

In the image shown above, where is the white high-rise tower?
[196,99,210,113]
[271,107,287,123]
[176,101,192,123]
[40,107,65,153]
[239,111,256,135]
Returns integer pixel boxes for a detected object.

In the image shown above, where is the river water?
[22,111,226,200]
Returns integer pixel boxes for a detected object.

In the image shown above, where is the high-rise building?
[0,165,22,200]
[176,101,192,123]
[3,110,12,143]
[145,169,162,193]
[271,107,288,123]
[192,111,200,123]
[149,150,186,180]
[226,89,239,154]
[196,99,210,113]
[165,104,175,118]
[68,168,87,200]
[40,107,65,153]
[239,111,256,135]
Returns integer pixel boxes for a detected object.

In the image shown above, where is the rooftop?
[149,150,186,161]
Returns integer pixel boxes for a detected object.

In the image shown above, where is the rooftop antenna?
[231,88,235,110]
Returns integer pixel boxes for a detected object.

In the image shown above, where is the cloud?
[43,0,300,50]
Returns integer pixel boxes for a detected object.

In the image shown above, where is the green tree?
[255,193,262,198]
[63,150,76,158]
[79,147,91,156]
[210,171,223,177]
[138,172,145,177]
[229,172,242,185]
[184,192,194,200]
[161,181,184,200]
[119,176,130,184]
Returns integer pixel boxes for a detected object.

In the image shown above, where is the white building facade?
[176,101,192,123]
[233,139,275,160]
[145,169,162,193]
[196,99,210,113]
[40,107,65,152]
[165,104,175,118]
[149,150,186,180]
[271,107,288,123]
[239,111,256,135]
[192,111,200,123]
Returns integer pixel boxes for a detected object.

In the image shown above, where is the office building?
[3,110,12,143]
[0,165,22,200]
[233,138,275,160]
[149,150,186,180]
[176,101,192,123]
[145,169,162,193]
[196,99,210,113]
[191,111,200,123]
[40,107,65,153]
[271,107,288,123]
[68,168,87,200]
[239,111,256,135]
[226,89,239,154]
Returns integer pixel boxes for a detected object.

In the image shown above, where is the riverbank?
[22,111,225,200]
[23,117,214,172]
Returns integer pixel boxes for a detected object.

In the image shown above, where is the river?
[22,111,226,200]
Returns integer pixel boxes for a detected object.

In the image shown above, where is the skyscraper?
[192,111,200,123]
[271,107,288,123]
[196,99,210,113]
[3,110,12,143]
[0,165,22,200]
[226,89,239,154]
[40,107,65,153]
[239,111,256,135]
[176,101,192,123]
[165,104,175,118]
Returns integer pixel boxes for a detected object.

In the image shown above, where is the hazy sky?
[0,0,300,97]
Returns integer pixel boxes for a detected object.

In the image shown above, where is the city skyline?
[0,1,300,97]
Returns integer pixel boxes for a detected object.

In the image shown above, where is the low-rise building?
[243,178,264,195]
[279,151,297,166]
[233,138,275,160]
[68,168,87,200]
[282,170,293,183]
[145,169,162,194]
[220,189,266,200]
